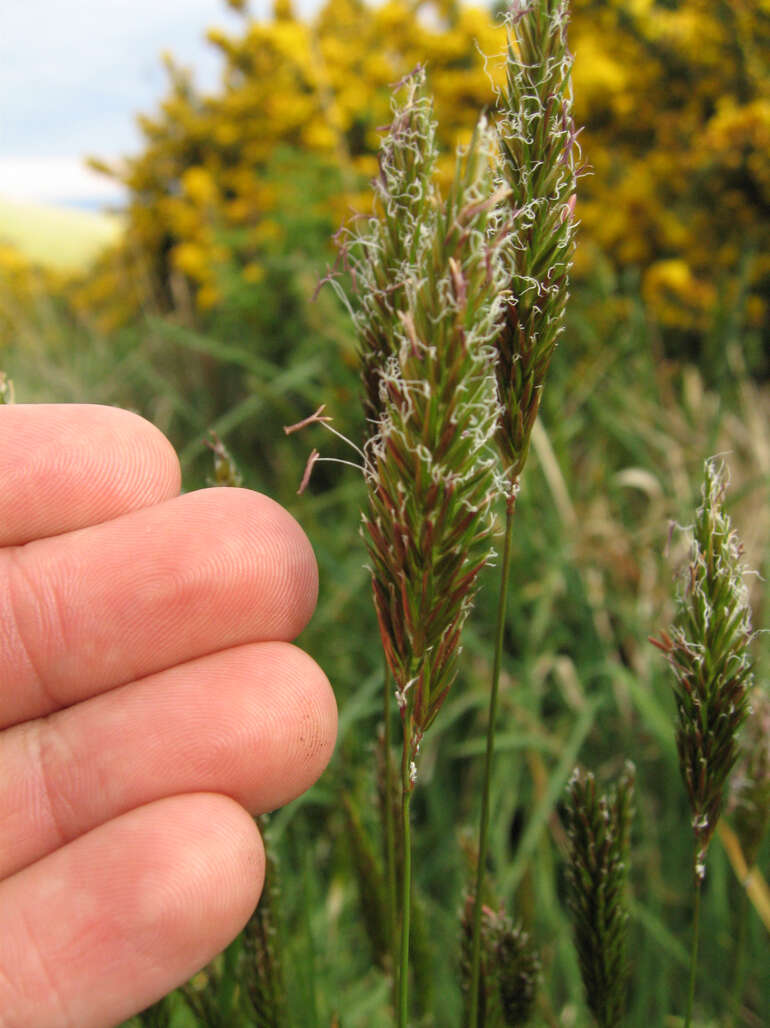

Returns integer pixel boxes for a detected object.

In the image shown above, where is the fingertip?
[145,792,266,939]
[0,793,265,1028]
[282,645,338,794]
[202,487,320,639]
[0,404,182,545]
[261,495,319,638]
[111,405,182,506]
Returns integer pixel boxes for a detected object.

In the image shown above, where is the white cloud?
[0,0,320,205]
[0,156,125,207]
[0,0,250,156]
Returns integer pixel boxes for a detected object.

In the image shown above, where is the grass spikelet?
[356,77,507,778]
[564,762,635,1028]
[494,0,579,491]
[652,457,755,880]
[461,897,540,1027]
[333,66,440,436]
[652,457,755,1026]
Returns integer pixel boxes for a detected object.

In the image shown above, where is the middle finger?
[0,487,318,728]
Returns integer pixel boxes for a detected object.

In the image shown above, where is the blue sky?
[0,0,316,207]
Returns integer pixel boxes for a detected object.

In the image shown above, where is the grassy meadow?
[1,1,768,1025]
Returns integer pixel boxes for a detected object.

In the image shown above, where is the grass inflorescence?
[653,458,755,881]
[460,896,540,1027]
[564,762,635,1028]
[468,2,580,1021]
[336,67,511,1023]
[653,457,757,1027]
[493,0,579,494]
[356,87,507,780]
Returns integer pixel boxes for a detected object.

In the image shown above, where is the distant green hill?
[0,196,123,272]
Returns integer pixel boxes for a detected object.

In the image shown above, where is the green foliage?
[729,684,770,870]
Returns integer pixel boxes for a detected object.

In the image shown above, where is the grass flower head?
[494,0,580,492]
[653,457,755,879]
[339,69,509,780]
[564,762,635,1028]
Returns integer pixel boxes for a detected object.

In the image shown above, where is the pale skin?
[0,403,338,1028]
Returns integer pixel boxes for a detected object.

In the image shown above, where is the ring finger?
[0,641,337,880]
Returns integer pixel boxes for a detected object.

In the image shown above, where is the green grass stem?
[467,498,516,1028]
[685,872,703,1028]
[399,732,414,1028]
[383,661,399,1003]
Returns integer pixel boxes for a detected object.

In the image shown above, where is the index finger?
[0,404,181,546]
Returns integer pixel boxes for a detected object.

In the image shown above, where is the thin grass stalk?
[399,721,413,1028]
[685,877,702,1028]
[467,497,516,1027]
[383,660,399,1004]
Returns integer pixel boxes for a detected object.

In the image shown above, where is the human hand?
[0,403,337,1027]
